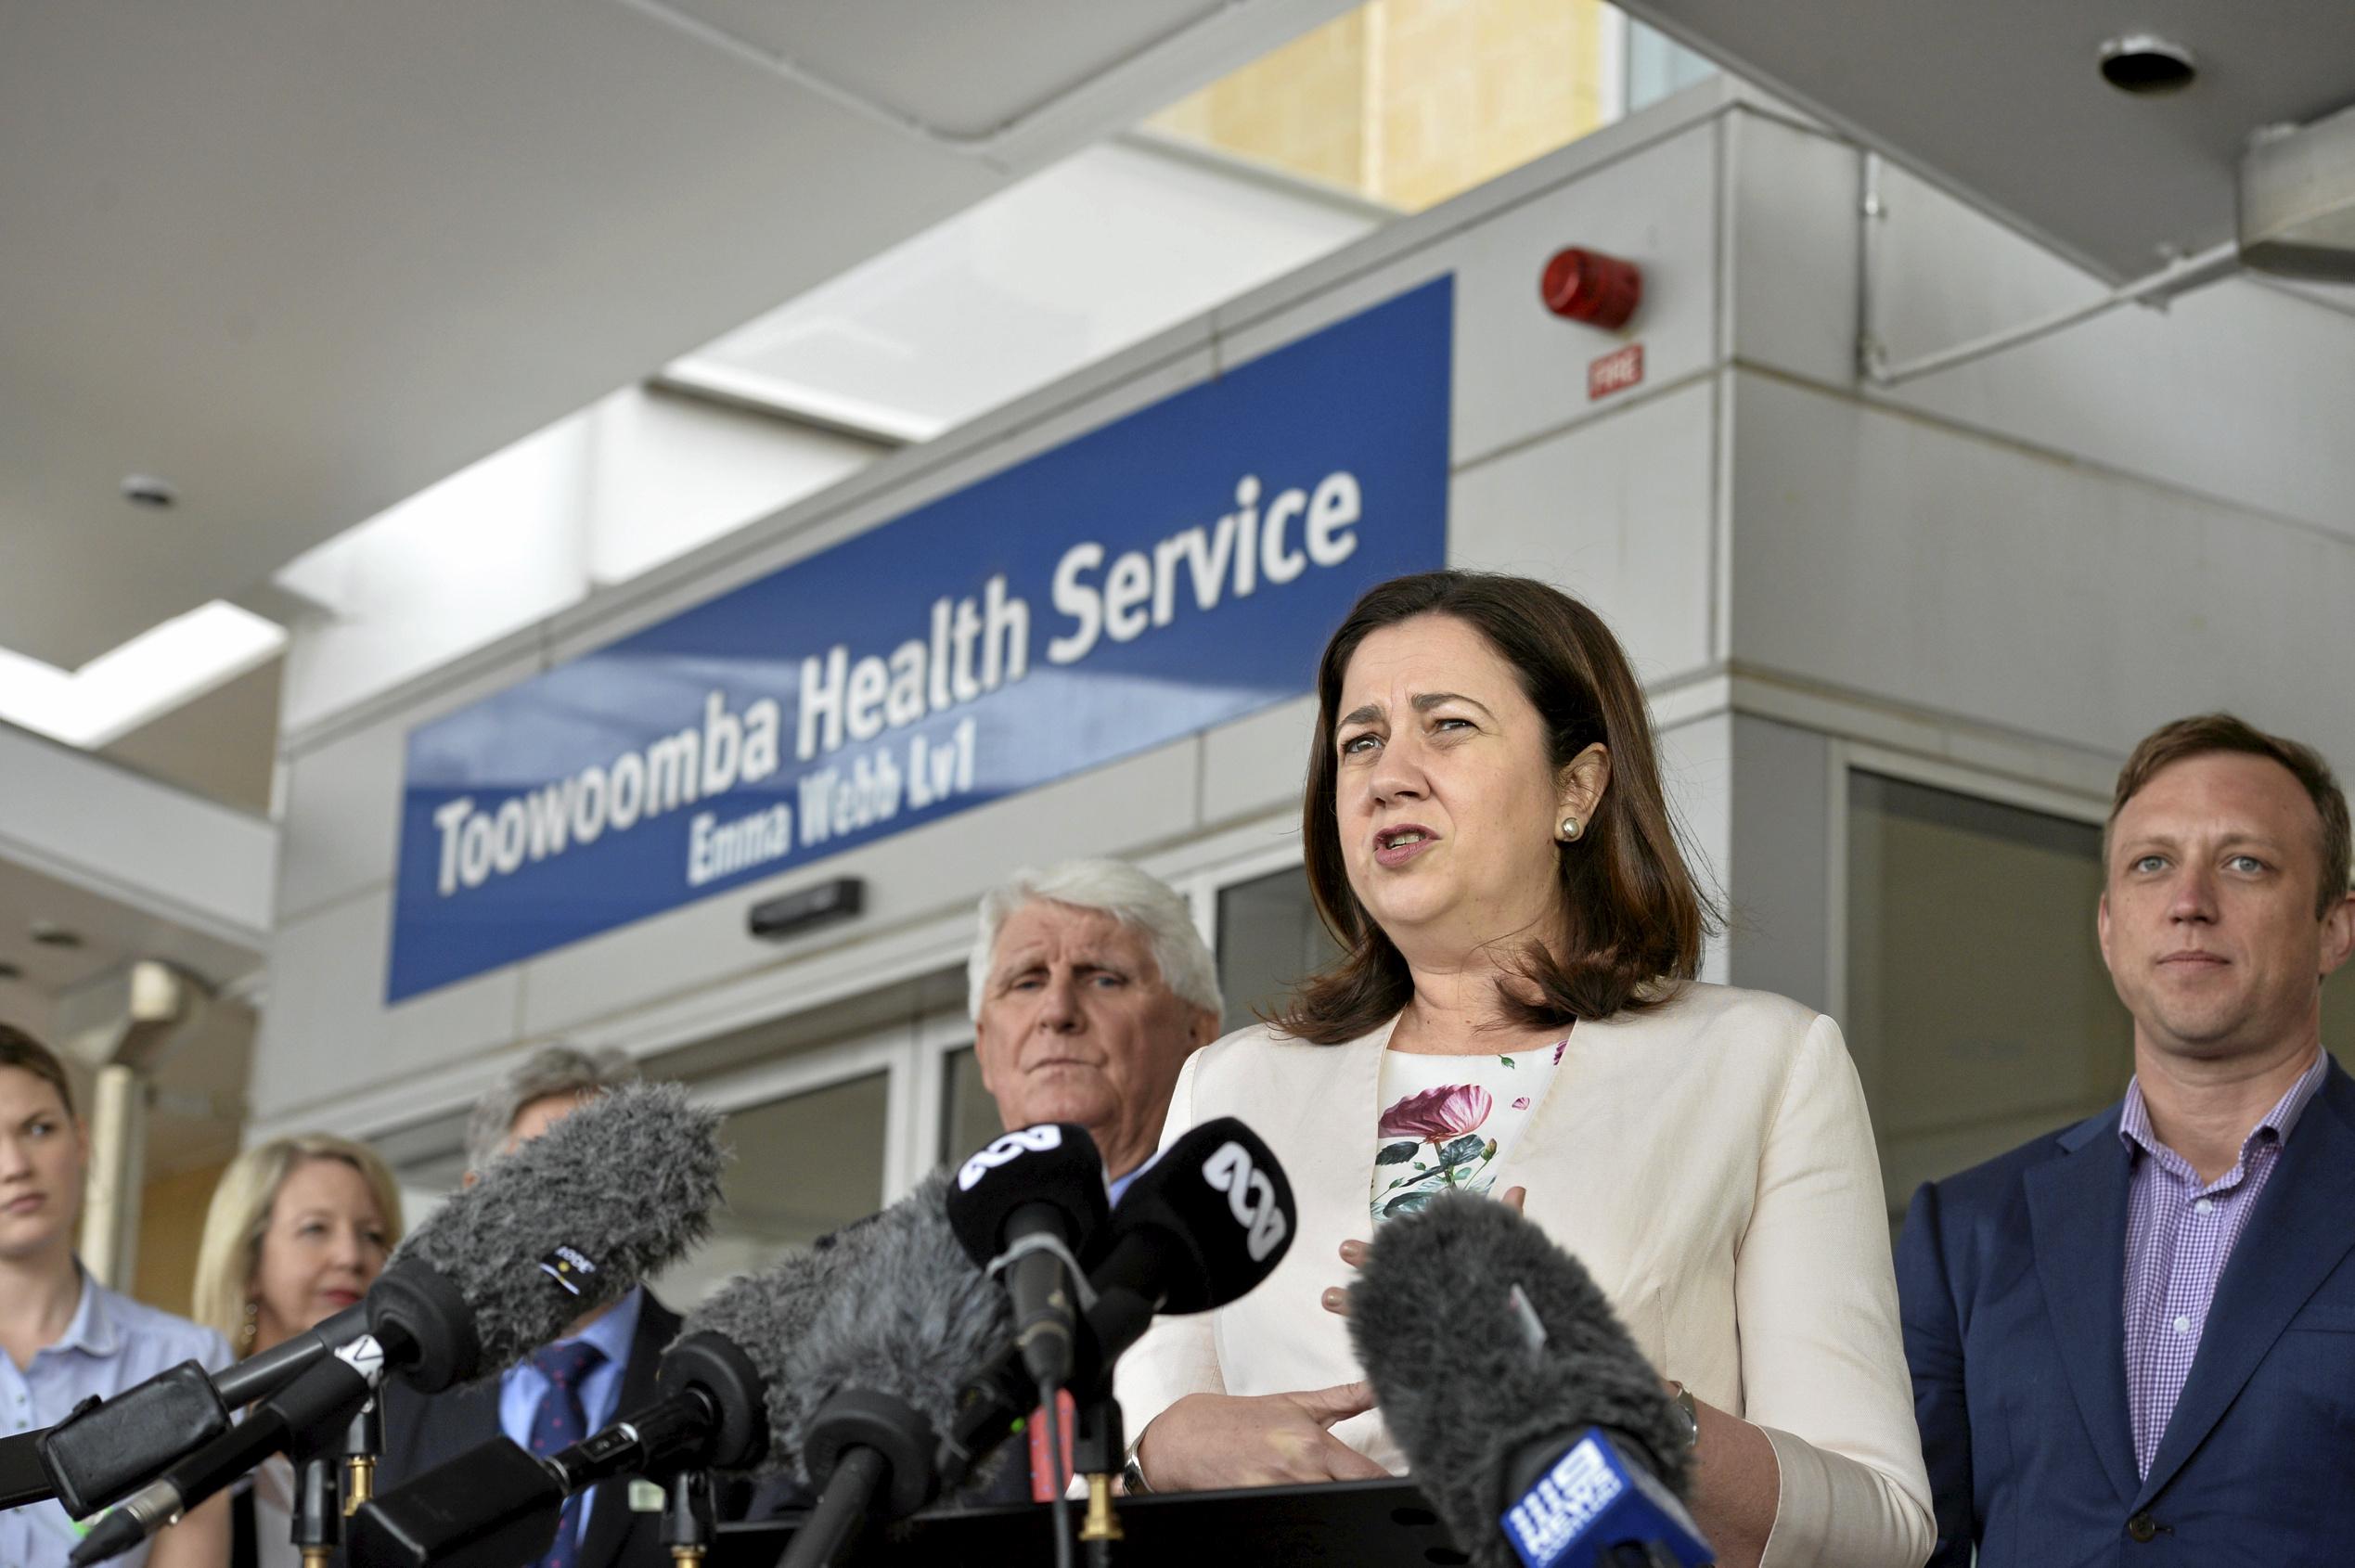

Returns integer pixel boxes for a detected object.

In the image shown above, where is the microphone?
[944,1123,1110,1391]
[342,1328,767,1568]
[771,1173,1012,1568]
[1347,1193,1709,1568]
[345,1230,856,1568]
[381,1081,727,1393]
[13,1301,376,1521]
[70,1083,724,1565]
[936,1116,1298,1489]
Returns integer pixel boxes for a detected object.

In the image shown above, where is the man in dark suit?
[379,1046,685,1568]
[1898,713,2355,1565]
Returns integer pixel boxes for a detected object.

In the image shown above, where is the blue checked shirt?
[0,1269,231,1568]
[2117,1048,2328,1477]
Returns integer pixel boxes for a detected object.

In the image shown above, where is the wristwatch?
[1665,1381,1701,1450]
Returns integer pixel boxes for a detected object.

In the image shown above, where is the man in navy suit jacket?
[1898,713,2355,1566]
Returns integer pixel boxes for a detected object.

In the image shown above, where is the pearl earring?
[1559,816,1582,842]
[239,1300,258,1344]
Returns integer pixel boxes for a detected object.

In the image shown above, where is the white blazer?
[1117,982,1935,1568]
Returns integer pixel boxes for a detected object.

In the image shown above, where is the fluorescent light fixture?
[0,601,286,749]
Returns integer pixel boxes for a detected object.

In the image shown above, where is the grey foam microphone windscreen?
[675,1234,853,1475]
[761,1172,1012,1486]
[1348,1193,1690,1568]
[389,1081,726,1374]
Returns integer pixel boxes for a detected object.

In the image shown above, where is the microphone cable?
[1037,1377,1075,1568]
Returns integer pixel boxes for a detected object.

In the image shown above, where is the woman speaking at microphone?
[1117,572,1933,1568]
[192,1136,403,1568]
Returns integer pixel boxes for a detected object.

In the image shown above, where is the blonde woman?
[193,1136,403,1568]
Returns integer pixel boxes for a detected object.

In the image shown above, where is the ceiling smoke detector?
[2098,35,2197,95]
[119,474,177,509]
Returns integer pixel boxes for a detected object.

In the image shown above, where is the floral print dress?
[1369,1038,1567,1225]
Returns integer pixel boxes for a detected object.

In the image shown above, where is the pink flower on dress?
[1512,1096,1531,1111]
[1551,1040,1568,1066]
[1379,1084,1493,1143]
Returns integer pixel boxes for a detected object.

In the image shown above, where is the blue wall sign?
[387,276,1453,1001]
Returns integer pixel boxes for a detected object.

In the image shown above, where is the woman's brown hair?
[1275,571,1717,1043]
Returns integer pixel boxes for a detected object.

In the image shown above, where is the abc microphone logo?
[958,1124,1064,1191]
[1203,1141,1288,1263]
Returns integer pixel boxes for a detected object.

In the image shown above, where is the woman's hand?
[1134,1384,1393,1490]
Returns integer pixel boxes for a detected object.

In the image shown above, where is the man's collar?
[566,1282,644,1362]
[2119,1046,2331,1163]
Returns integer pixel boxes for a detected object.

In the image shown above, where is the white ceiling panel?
[1616,0,2355,282]
[651,0,1232,139]
[0,0,1356,671]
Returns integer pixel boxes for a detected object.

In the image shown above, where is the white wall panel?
[1450,377,1718,682]
[253,892,520,1125]
[277,649,548,919]
[275,726,405,925]
[0,725,275,949]
[1655,710,1731,988]
[1723,714,1832,1016]
[276,420,589,735]
[1865,161,2355,544]
[1215,120,1721,470]
[1726,112,1860,388]
[1727,370,2355,769]
[1200,695,1317,829]
[585,388,883,587]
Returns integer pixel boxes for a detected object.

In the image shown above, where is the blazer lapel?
[2133,1065,2355,1508]
[2023,1110,2140,1508]
[1280,1017,1393,1234]
[575,1292,683,1568]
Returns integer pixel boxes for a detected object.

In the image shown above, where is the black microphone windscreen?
[389,1082,724,1377]
[1113,1117,1294,1312]
[762,1172,1011,1486]
[944,1123,1110,1266]
[1348,1193,1690,1568]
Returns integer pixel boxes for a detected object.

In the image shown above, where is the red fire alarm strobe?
[1541,246,1642,330]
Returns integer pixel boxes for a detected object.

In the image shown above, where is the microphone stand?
[291,1452,340,1568]
[294,1387,381,1568]
[663,1468,715,1568]
[1072,1392,1124,1568]
[341,1400,380,1518]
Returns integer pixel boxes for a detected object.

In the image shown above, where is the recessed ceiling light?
[29,923,83,950]
[120,474,178,509]
[0,600,287,749]
[2098,34,2197,95]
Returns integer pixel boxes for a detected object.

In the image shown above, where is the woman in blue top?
[0,1024,230,1568]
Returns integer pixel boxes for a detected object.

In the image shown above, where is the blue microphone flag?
[1501,1431,1711,1568]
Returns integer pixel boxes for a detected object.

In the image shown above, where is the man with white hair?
[970,859,1225,1196]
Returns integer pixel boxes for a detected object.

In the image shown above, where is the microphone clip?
[985,1232,1100,1314]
